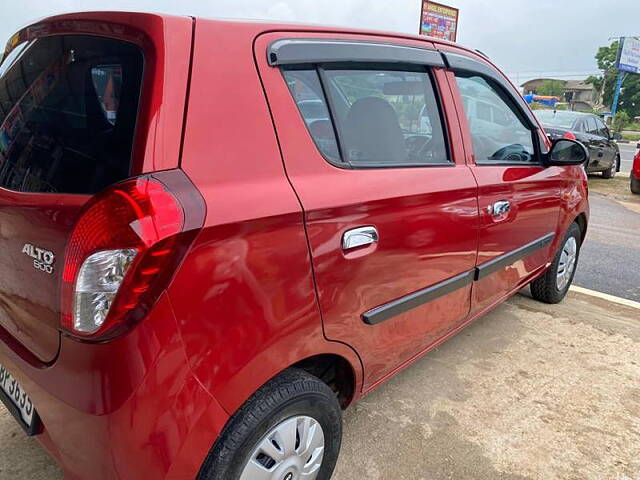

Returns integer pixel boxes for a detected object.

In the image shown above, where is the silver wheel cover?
[556,236,578,291]
[239,416,325,480]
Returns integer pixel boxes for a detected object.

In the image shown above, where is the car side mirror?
[546,139,588,166]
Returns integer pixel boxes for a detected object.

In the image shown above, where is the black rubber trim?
[0,384,42,436]
[268,39,445,68]
[362,269,475,325]
[441,52,539,128]
[475,232,555,281]
[362,232,556,325]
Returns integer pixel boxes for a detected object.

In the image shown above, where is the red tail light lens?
[563,131,577,141]
[61,170,205,341]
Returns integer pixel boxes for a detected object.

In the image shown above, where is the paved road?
[334,292,640,480]
[617,142,637,173]
[573,192,640,302]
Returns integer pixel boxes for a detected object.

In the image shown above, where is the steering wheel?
[405,135,436,163]
[492,143,529,162]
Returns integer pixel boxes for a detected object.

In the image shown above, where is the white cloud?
[1,0,639,83]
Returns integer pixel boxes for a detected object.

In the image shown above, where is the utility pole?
[611,71,626,116]
[611,37,627,116]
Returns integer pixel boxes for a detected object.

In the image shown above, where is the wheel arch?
[292,353,358,408]
[574,212,588,245]
[164,340,363,480]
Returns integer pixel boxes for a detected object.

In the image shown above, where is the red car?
[0,12,588,480]
[632,143,640,194]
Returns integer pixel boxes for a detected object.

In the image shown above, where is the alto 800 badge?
[22,243,55,274]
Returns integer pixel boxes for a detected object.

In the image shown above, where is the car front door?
[256,34,479,389]
[445,53,563,315]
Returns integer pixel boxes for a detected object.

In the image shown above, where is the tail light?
[563,131,577,141]
[61,170,205,341]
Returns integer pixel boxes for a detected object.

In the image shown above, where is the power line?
[505,68,602,74]
[505,70,601,75]
[507,73,602,79]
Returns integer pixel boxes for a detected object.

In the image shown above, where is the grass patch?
[588,172,640,206]
[621,132,640,142]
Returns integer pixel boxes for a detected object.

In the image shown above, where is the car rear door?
[442,50,563,314]
[256,34,479,389]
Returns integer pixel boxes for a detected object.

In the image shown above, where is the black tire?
[602,162,615,179]
[631,175,640,194]
[530,223,582,304]
[198,369,342,480]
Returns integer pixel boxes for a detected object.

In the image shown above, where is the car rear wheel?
[530,223,581,304]
[198,369,342,480]
[602,161,616,179]
[631,175,640,194]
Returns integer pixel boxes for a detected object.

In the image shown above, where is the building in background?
[520,78,598,112]
[419,1,459,42]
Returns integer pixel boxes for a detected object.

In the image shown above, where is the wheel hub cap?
[239,416,325,480]
[556,236,577,291]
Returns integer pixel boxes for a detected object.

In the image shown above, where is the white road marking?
[570,285,640,310]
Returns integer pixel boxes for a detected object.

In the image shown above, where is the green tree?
[537,79,565,97]
[586,40,640,118]
[612,111,630,133]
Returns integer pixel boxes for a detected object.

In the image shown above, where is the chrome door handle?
[342,226,379,250]
[488,200,511,216]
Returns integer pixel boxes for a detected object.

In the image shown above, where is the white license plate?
[0,364,35,427]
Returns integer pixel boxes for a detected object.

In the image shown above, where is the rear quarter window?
[0,35,143,194]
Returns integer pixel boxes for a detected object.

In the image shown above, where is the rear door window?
[283,67,450,168]
[0,35,143,194]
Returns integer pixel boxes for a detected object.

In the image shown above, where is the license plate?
[0,364,35,428]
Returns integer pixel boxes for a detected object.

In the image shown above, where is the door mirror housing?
[546,139,588,166]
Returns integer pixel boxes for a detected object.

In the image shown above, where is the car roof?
[8,11,480,61]
[537,110,593,119]
[537,110,590,115]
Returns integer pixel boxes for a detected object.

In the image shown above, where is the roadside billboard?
[419,1,459,42]
[618,37,640,73]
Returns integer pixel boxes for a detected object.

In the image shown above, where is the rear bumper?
[0,293,228,479]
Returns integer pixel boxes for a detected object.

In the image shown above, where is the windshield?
[535,110,580,129]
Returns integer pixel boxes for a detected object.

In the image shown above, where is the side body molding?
[363,233,555,325]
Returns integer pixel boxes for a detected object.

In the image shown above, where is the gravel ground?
[2,291,639,480]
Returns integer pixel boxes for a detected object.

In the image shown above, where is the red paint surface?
[633,149,640,179]
[0,13,589,479]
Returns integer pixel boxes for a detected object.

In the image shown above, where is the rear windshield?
[0,35,143,194]
[535,110,580,129]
